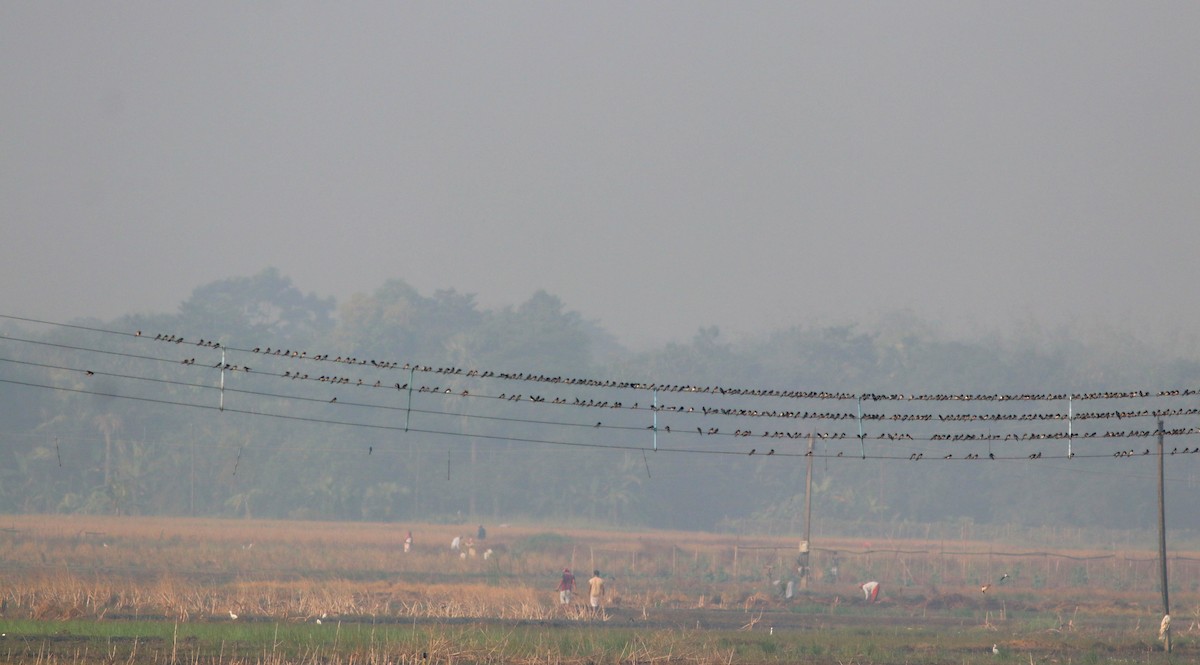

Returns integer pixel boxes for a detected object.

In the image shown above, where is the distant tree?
[177,268,334,346]
[467,291,592,373]
[334,279,482,364]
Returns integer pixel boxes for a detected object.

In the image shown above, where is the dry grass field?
[1,514,1198,663]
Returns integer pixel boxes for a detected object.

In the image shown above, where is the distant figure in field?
[861,580,881,602]
[477,524,487,540]
[558,567,576,605]
[404,530,413,553]
[588,570,605,612]
[450,535,461,552]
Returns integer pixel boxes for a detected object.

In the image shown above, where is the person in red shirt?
[558,568,576,605]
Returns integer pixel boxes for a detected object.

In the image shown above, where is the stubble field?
[0,514,1196,664]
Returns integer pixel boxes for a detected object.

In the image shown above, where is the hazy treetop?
[3,2,1198,350]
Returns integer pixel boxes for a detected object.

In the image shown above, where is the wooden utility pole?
[1157,419,1171,652]
[801,433,814,588]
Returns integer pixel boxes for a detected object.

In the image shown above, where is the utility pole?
[800,432,814,589]
[190,430,195,517]
[1157,418,1171,652]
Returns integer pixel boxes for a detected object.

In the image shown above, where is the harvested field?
[0,515,1196,663]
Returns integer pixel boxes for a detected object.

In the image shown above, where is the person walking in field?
[558,567,576,605]
[588,570,605,613]
[404,530,413,553]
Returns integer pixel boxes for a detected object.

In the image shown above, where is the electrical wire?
[6,353,1200,448]
[3,333,1196,428]
[4,313,1200,464]
[4,365,1199,465]
[4,313,1198,403]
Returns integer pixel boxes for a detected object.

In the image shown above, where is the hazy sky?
[3,2,1198,350]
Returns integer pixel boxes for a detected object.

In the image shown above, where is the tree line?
[2,268,1199,534]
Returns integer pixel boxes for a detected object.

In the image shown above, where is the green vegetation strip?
[0,618,1190,665]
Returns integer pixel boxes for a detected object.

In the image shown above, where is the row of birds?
[863,391,1193,401]
[796,451,1063,460]
[929,433,1077,441]
[863,393,1074,401]
[80,364,1200,442]
[872,413,1066,422]
[934,409,1200,421]
[178,359,253,372]
[1103,427,1200,438]
[176,362,1196,426]
[909,452,1050,460]
[916,452,994,460]
[153,334,853,395]
[1075,409,1200,420]
[146,331,1200,403]
[257,349,405,369]
[927,428,1200,440]
[1113,447,1200,457]
[792,450,1064,460]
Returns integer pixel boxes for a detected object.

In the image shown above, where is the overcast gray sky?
[3,2,1198,350]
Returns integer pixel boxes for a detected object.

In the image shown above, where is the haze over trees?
[2,268,1198,537]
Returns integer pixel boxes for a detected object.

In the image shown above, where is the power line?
[4,312,1199,403]
[3,333,1198,430]
[4,313,1200,465]
[5,370,1200,465]
[6,352,1200,448]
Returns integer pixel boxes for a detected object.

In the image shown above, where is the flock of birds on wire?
[145,331,1199,403]
[25,327,1200,461]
